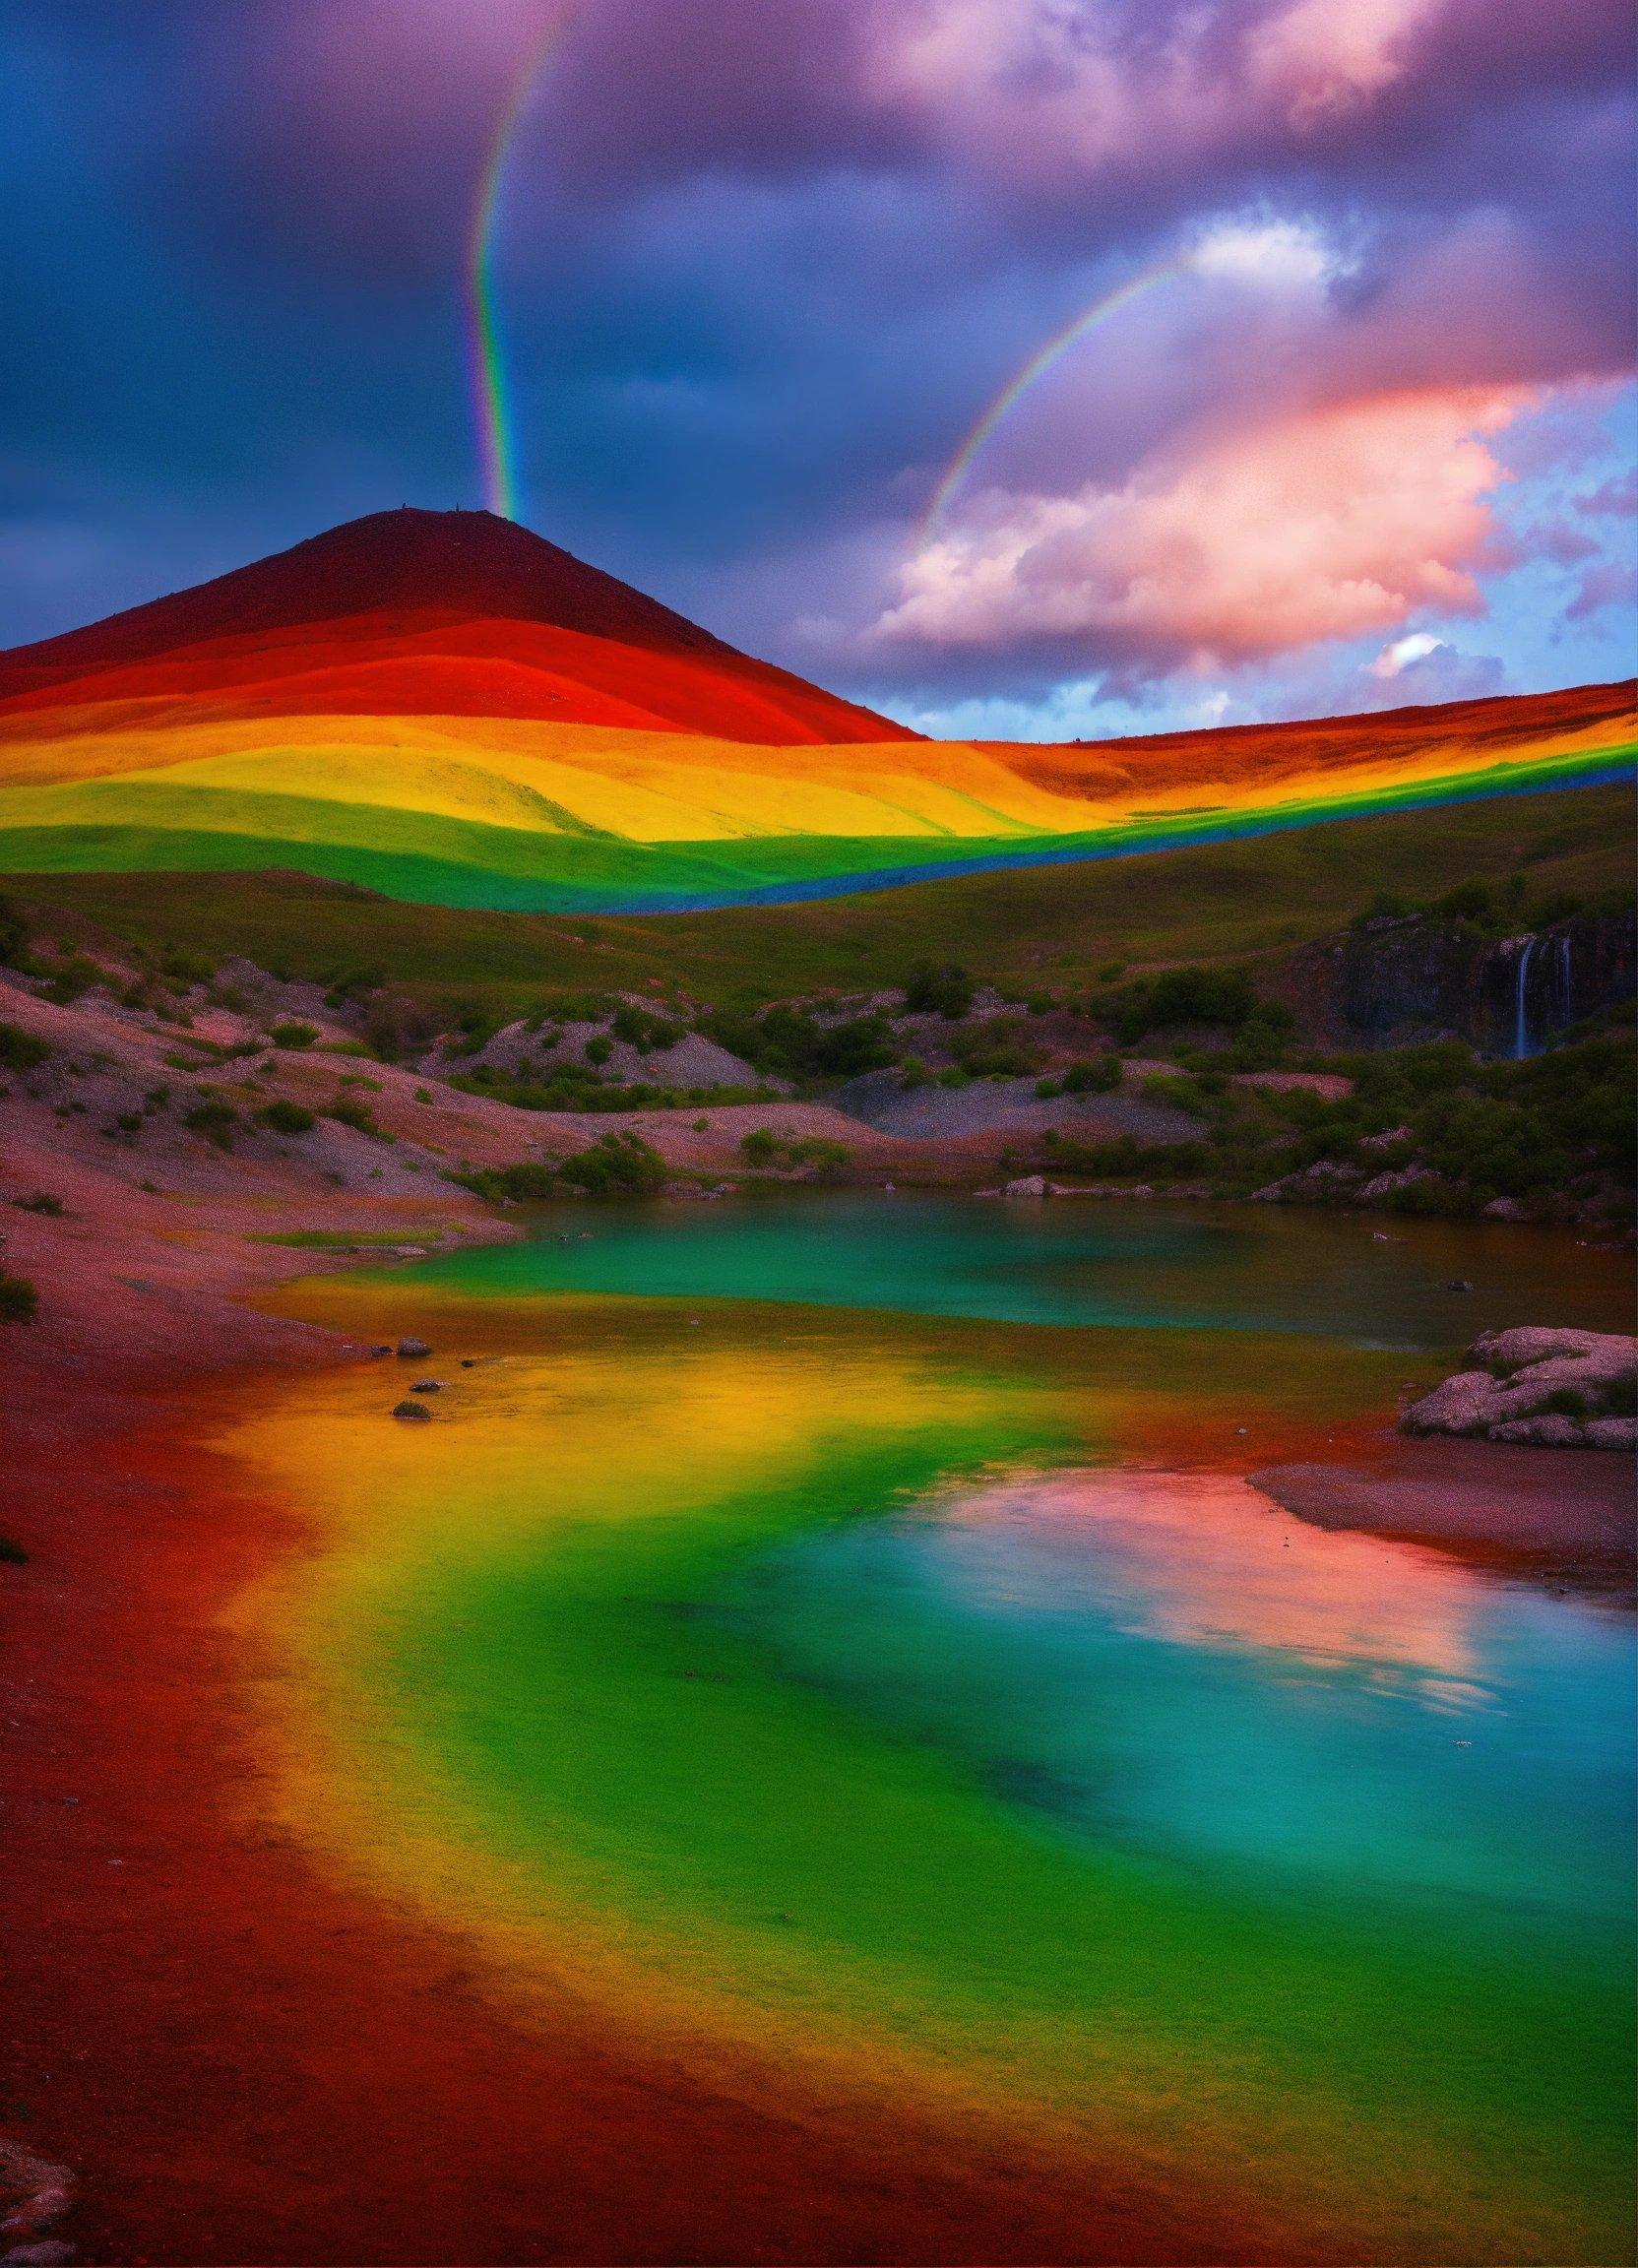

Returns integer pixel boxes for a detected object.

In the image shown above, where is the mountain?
[0,507,912,745]
[0,510,1630,913]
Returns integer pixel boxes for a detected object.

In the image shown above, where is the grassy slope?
[9,780,1630,1014]
[0,743,1626,913]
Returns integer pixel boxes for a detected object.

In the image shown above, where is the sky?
[2,0,1634,738]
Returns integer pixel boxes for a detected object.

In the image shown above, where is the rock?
[395,1336,431,1358]
[391,1399,432,1421]
[1002,1175,1048,1198]
[1585,1417,1638,1450]
[2,2244,76,2265]
[1490,1414,1583,1448]
[1358,1124,1414,1152]
[1403,1326,1638,1445]
[1472,1326,1635,1377]
[369,1344,392,1357]
[1483,1196,1524,1221]
[1402,1370,1507,1436]
[410,1378,444,1392]
[1443,1280,1475,1292]
[1358,1166,1431,1202]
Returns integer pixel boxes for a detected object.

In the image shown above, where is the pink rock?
[1402,1370,1507,1435]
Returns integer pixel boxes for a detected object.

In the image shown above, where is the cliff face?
[1292,907,1636,1056]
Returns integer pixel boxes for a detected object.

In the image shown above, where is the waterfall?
[1557,930,1574,1028]
[1513,935,1537,1059]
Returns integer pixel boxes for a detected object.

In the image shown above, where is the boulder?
[1402,1326,1637,1446]
[1584,1417,1638,1450]
[1491,1415,1583,1448]
[1471,1326,1635,1378]
[395,1336,431,1358]
[391,1399,432,1422]
[1002,1175,1049,1198]
[1402,1370,1507,1436]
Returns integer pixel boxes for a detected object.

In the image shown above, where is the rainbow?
[465,21,569,522]
[917,260,1181,541]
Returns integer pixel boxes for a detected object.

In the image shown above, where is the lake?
[232,1196,1636,2265]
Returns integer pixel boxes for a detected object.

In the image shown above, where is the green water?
[394,1187,1636,1344]
[260,1197,1635,2263]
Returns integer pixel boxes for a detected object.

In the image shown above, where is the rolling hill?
[0,509,1631,913]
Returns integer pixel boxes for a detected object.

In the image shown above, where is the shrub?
[0,1535,28,1563]
[558,1132,666,1195]
[952,1015,1043,1079]
[1604,1375,1637,1418]
[701,1005,894,1083]
[0,1021,49,1071]
[1536,1387,1591,1419]
[14,1191,64,1215]
[585,1035,613,1066]
[184,1098,239,1150]
[324,1096,384,1138]
[0,1269,39,1324]
[1061,1054,1121,1095]
[612,1004,681,1051]
[903,961,976,1019]
[1435,880,1494,923]
[739,1131,851,1177]
[269,1021,318,1049]
[260,1100,316,1135]
[0,893,30,969]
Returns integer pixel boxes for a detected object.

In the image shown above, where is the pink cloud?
[876,386,1530,671]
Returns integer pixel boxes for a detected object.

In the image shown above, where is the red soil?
[2,1175,1276,2266]
[0,511,914,747]
[984,678,1637,797]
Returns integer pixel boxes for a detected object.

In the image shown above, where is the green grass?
[6,781,1630,1015]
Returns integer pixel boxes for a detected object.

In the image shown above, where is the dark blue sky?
[3,0,1633,734]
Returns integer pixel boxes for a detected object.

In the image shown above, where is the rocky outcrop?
[1402,1328,1638,1448]
[1290,907,1635,1055]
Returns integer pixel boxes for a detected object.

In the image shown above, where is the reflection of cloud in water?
[935,1470,1485,1698]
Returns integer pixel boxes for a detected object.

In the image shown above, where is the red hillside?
[0,508,915,746]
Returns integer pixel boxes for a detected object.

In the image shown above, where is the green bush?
[0,1269,39,1324]
[1604,1375,1637,1418]
[1536,1387,1591,1419]
[0,1021,49,1071]
[585,1035,613,1066]
[611,1004,681,1051]
[702,1005,895,1083]
[260,1100,316,1135]
[269,1021,318,1049]
[1061,1053,1122,1095]
[13,1191,64,1215]
[1092,966,1259,1045]
[324,1096,385,1138]
[0,1535,28,1564]
[952,1015,1043,1079]
[184,1098,239,1150]
[740,1131,851,1177]
[903,961,976,1019]
[558,1132,666,1195]
[0,893,30,969]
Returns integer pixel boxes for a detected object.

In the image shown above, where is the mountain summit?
[0,508,912,744]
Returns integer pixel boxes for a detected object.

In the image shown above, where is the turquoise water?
[734,1467,1636,1922]
[400,1190,1635,1346]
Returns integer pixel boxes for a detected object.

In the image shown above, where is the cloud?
[875,387,1528,677]
[1565,557,1638,621]
[1370,630,1445,676]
